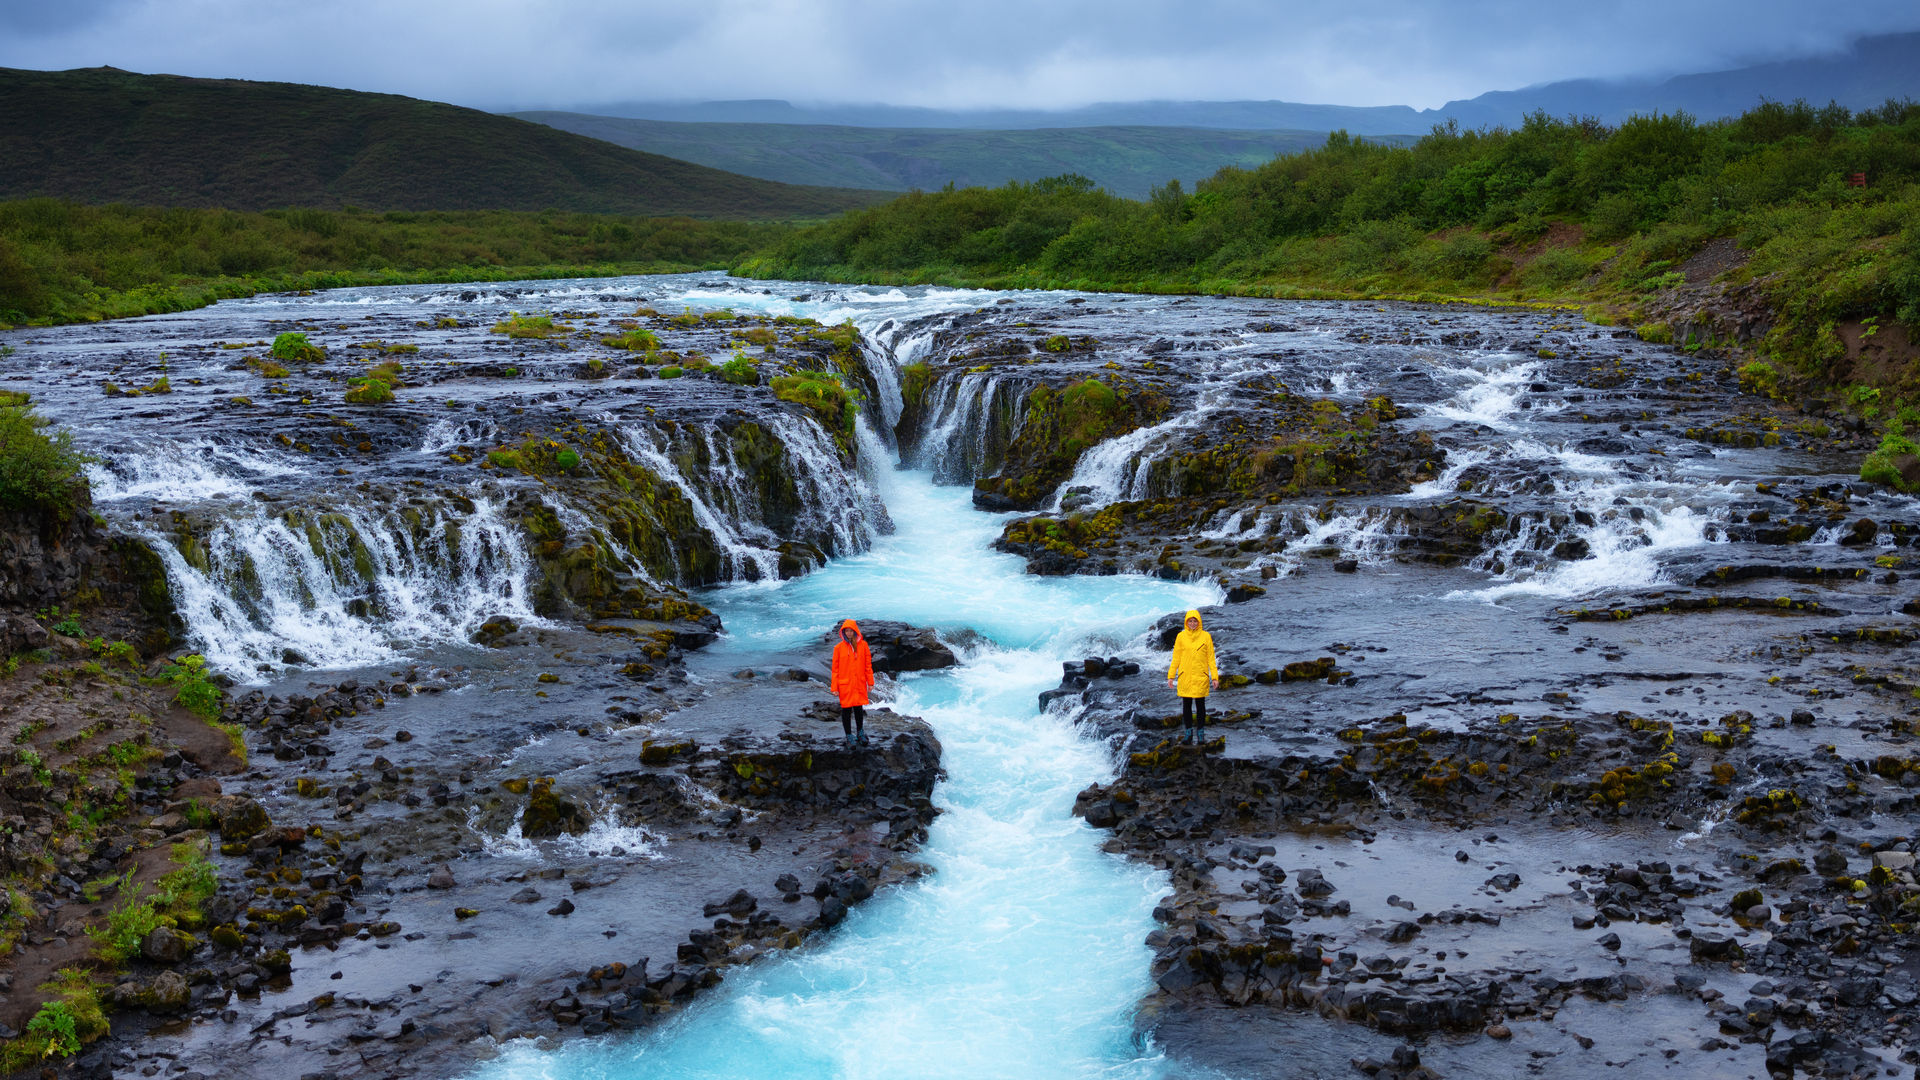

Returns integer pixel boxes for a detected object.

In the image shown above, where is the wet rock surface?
[884,300,1917,1076]
[8,276,1920,1078]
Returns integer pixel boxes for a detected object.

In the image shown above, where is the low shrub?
[269,331,324,362]
[0,402,93,512]
[159,654,221,720]
[719,352,759,385]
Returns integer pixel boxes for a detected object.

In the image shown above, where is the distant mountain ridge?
[559,31,1920,135]
[508,115,1411,198]
[0,67,891,218]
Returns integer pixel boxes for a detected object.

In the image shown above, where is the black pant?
[1181,696,1208,728]
[840,705,865,735]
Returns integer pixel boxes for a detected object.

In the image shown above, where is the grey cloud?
[0,0,1915,111]
[0,0,135,35]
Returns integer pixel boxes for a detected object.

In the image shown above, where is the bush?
[1738,360,1781,398]
[25,1001,80,1058]
[86,872,164,965]
[160,654,221,720]
[0,403,93,512]
[555,448,581,469]
[719,352,759,385]
[269,331,324,362]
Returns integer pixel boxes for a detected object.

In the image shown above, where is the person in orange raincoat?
[831,618,875,747]
[1166,608,1218,744]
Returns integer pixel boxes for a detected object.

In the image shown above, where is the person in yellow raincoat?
[831,618,875,747]
[1166,609,1218,744]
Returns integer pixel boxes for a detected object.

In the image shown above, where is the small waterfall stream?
[474,434,1216,1080]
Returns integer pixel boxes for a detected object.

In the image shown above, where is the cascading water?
[472,438,1215,1080]
[609,411,888,583]
[142,496,540,676]
[913,372,1024,483]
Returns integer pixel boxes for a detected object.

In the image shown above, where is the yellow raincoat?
[1167,609,1217,698]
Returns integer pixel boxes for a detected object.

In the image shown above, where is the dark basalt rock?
[822,620,957,673]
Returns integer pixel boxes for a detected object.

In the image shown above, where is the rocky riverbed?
[2,273,1916,1079]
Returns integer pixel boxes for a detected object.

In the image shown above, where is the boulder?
[210,794,270,841]
[141,926,195,964]
[521,780,590,838]
[1812,845,1849,876]
[1282,658,1337,682]
[1687,933,1743,962]
[824,621,956,673]
[144,970,191,1014]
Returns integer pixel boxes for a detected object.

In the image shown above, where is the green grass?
[344,378,394,404]
[602,327,661,352]
[0,199,798,326]
[719,352,760,385]
[0,67,890,219]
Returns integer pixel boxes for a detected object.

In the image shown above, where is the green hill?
[511,112,1404,198]
[0,67,890,219]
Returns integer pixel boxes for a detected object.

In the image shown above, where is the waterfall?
[912,373,1025,483]
[612,412,888,583]
[1046,384,1228,511]
[143,497,540,678]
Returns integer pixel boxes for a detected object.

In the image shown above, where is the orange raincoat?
[831,619,875,707]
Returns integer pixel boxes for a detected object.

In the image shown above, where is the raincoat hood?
[1183,609,1203,629]
[840,618,862,638]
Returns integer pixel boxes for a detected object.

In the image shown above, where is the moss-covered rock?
[520,779,589,838]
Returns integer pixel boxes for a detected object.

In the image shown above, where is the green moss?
[770,370,858,436]
[1861,424,1920,490]
[343,377,393,404]
[658,365,684,379]
[492,312,564,338]
[603,328,659,352]
[901,361,932,410]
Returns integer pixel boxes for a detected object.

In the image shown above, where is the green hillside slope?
[513,112,1403,198]
[0,67,890,219]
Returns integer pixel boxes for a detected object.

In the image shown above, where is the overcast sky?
[2,0,1916,111]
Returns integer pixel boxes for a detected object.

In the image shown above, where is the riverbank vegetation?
[0,394,93,514]
[740,100,1918,379]
[0,200,792,325]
